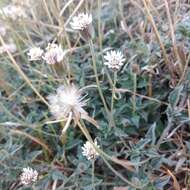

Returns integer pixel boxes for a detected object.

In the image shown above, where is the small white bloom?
[47,85,87,120]
[43,43,64,65]
[0,4,27,20]
[70,13,92,31]
[82,140,100,160]
[20,167,38,185]
[28,47,44,61]
[0,43,17,54]
[104,50,125,70]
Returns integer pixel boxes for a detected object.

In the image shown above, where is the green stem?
[88,40,115,127]
[97,0,102,52]
[132,73,137,113]
[111,72,117,116]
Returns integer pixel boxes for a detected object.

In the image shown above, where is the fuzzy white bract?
[20,167,38,185]
[43,43,64,65]
[104,50,125,70]
[0,4,27,20]
[70,13,92,31]
[47,85,87,120]
[82,140,99,160]
[28,47,44,61]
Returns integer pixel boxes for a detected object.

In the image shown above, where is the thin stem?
[177,53,190,85]
[163,0,183,72]
[42,0,54,25]
[62,112,72,134]
[0,35,50,107]
[187,97,190,121]
[142,0,169,65]
[77,121,144,189]
[111,72,117,114]
[89,40,116,127]
[91,160,95,190]
[148,73,152,97]
[89,40,109,114]
[132,73,137,113]
[97,0,102,52]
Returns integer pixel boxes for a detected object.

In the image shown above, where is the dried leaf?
[166,169,180,190]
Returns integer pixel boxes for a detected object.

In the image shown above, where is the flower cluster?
[20,167,38,185]
[82,140,100,160]
[27,43,65,64]
[70,13,92,31]
[0,4,27,20]
[70,13,93,40]
[28,47,44,61]
[43,43,65,65]
[104,50,125,71]
[47,85,87,120]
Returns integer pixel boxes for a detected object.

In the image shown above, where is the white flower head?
[20,167,38,185]
[43,43,64,65]
[0,5,27,20]
[70,13,92,31]
[82,140,100,160]
[28,47,44,61]
[104,50,125,70]
[47,85,87,120]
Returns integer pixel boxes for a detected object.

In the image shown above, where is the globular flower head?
[28,47,44,61]
[70,13,92,31]
[20,167,38,185]
[82,140,100,160]
[104,50,125,71]
[43,43,64,65]
[0,4,27,20]
[47,85,87,120]
[70,13,93,40]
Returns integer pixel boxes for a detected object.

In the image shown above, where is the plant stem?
[0,35,50,107]
[142,0,169,66]
[111,72,117,114]
[91,160,95,190]
[132,73,137,113]
[164,0,183,73]
[97,0,102,53]
[77,120,144,189]
[61,112,72,134]
[88,39,115,127]
[89,40,109,113]
[148,73,152,97]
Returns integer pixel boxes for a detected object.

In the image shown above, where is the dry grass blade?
[0,35,50,107]
[10,129,53,156]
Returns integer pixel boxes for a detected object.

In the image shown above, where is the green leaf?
[168,85,183,108]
